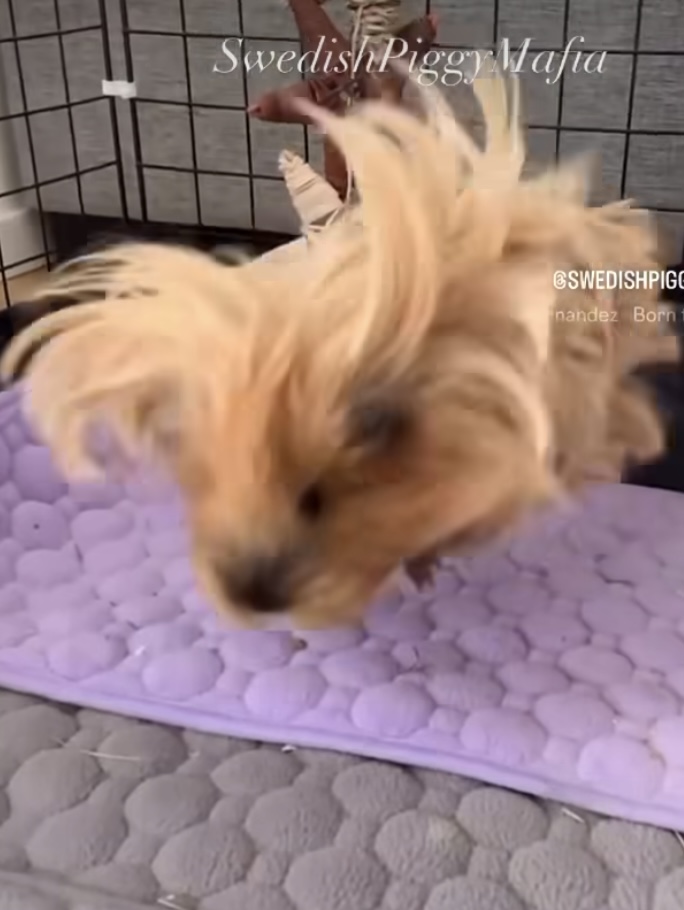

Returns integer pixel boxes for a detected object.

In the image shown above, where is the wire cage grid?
[0,0,683,306]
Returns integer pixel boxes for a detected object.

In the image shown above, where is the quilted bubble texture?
[0,692,683,910]
[2,386,684,828]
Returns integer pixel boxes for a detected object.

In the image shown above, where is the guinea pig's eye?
[298,483,325,521]
[349,399,411,451]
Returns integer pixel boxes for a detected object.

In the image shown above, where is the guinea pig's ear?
[0,241,245,478]
[346,392,414,456]
[0,308,190,478]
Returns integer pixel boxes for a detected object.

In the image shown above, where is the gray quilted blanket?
[0,690,683,910]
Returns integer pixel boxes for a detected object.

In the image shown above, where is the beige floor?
[1,266,48,308]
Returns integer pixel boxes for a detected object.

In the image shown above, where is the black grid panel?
[1,0,684,307]
[116,0,323,234]
[0,0,128,305]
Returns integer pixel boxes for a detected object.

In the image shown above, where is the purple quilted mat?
[2,386,684,829]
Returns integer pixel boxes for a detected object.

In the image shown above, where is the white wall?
[0,71,46,277]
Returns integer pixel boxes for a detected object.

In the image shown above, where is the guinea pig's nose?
[220,553,292,614]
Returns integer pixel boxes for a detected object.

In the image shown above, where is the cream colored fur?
[0,71,676,627]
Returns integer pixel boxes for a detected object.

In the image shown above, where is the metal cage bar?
[99,0,130,222]
[3,0,53,281]
[621,0,645,198]
[51,0,86,215]
[235,0,256,229]
[119,0,148,221]
[178,0,202,225]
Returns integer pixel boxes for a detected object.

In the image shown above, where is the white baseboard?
[0,203,48,278]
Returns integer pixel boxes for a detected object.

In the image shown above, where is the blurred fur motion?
[0,70,678,629]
